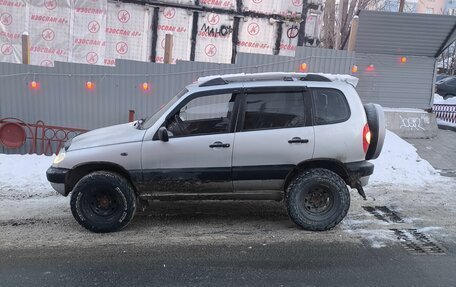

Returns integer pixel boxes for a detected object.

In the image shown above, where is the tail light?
[363,123,371,154]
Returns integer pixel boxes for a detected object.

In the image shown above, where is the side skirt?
[138,191,284,201]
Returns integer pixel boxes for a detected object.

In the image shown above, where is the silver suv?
[47,72,385,233]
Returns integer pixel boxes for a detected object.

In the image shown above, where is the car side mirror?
[157,127,169,142]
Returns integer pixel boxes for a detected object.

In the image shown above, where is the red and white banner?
[155,7,191,64]
[69,0,106,65]
[29,0,71,67]
[195,12,233,64]
[276,0,303,16]
[0,0,27,64]
[242,0,274,14]
[238,18,275,55]
[200,0,236,10]
[104,2,151,66]
[165,0,195,4]
[279,22,298,57]
[243,0,302,16]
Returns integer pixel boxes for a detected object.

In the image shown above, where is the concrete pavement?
[406,129,456,177]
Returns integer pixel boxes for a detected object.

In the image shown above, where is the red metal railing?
[433,104,456,124]
[0,118,87,155]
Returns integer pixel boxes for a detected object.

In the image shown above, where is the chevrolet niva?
[47,72,385,233]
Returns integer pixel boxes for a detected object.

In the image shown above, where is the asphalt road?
[1,242,455,287]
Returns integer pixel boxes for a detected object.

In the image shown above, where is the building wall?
[445,0,456,14]
[0,0,324,67]
[417,0,446,14]
[368,0,418,13]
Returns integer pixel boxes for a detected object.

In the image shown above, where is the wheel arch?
[65,162,139,196]
[283,158,351,191]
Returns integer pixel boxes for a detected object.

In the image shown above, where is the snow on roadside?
[369,130,443,187]
[434,93,456,105]
[0,154,55,200]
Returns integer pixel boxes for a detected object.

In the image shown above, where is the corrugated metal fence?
[1,45,438,154]
[0,46,354,133]
[355,52,436,109]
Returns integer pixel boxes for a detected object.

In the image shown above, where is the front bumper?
[46,166,70,196]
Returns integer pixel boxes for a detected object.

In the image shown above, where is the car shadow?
[133,200,290,224]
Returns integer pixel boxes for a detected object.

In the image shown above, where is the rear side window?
[242,91,305,131]
[312,89,350,125]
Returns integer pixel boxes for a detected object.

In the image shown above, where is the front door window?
[166,93,235,137]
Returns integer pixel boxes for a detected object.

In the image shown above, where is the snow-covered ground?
[0,154,55,200]
[369,130,442,187]
[434,93,456,105]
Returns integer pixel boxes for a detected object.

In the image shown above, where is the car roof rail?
[199,77,228,87]
[197,72,358,87]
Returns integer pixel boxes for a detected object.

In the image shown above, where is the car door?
[232,86,315,192]
[141,89,241,193]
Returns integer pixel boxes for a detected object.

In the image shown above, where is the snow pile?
[344,229,396,248]
[0,154,55,200]
[369,130,441,187]
[434,93,456,105]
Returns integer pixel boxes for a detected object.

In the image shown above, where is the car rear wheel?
[70,171,136,233]
[286,168,350,231]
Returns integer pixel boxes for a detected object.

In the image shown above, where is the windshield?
[141,88,188,129]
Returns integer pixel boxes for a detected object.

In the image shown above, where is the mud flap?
[355,181,367,200]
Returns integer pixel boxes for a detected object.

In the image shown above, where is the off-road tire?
[70,171,136,233]
[286,168,350,231]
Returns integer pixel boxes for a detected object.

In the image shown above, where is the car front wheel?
[70,171,136,233]
[286,168,350,231]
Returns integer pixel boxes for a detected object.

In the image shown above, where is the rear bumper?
[345,161,374,176]
[344,161,374,187]
[46,166,69,196]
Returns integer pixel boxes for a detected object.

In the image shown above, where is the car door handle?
[209,141,230,148]
[288,137,309,144]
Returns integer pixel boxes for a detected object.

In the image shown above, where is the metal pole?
[347,16,359,52]
[129,110,135,122]
[164,33,173,64]
[22,32,30,65]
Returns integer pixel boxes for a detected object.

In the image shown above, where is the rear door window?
[242,91,305,131]
[312,89,350,125]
